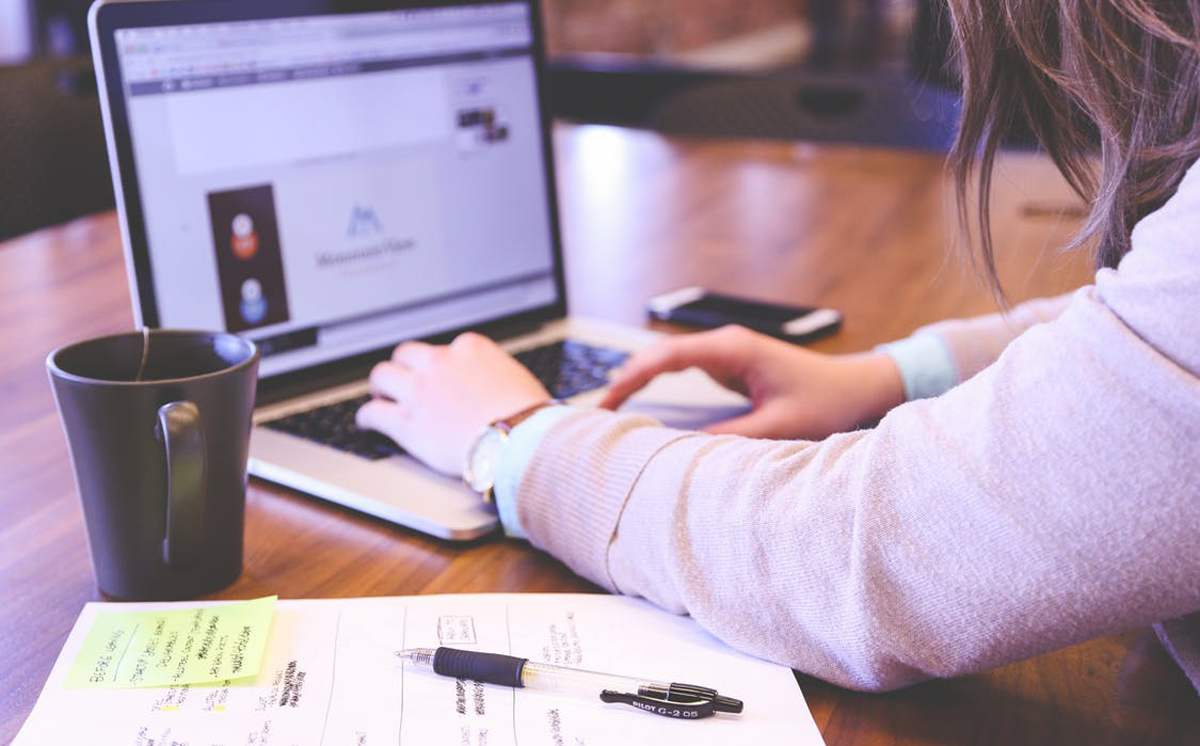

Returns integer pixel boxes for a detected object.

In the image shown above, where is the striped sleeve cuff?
[493,405,576,539]
[877,333,959,401]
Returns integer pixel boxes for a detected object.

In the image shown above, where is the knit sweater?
[509,161,1200,692]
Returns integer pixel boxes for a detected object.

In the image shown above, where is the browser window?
[114,2,558,377]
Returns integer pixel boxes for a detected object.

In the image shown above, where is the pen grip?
[433,647,527,688]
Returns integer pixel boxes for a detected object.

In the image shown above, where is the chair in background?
[0,55,114,241]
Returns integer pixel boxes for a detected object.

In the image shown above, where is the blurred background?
[0,0,960,241]
[545,0,916,69]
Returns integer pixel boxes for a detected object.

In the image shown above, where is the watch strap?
[492,399,561,434]
[465,400,562,500]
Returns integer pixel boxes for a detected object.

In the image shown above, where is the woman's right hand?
[599,325,906,441]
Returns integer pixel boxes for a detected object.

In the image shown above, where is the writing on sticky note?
[65,596,276,689]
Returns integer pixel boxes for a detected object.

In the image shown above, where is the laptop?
[90,0,747,540]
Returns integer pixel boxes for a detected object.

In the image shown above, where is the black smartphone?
[647,287,842,343]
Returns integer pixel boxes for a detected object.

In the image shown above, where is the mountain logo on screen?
[346,206,383,238]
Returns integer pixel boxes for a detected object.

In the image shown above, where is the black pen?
[395,647,744,720]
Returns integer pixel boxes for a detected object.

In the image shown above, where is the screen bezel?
[90,0,569,391]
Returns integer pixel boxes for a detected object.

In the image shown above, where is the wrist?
[492,405,577,539]
[463,399,561,499]
[876,333,959,402]
[847,352,906,423]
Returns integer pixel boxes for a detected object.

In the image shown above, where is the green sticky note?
[65,596,276,689]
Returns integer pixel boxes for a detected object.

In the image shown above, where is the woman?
[356,0,1199,691]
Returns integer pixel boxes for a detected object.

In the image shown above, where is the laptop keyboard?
[262,393,400,460]
[262,339,628,461]
[513,338,629,400]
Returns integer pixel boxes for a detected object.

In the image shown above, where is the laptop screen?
[103,2,560,378]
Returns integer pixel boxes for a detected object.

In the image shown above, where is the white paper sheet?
[13,594,826,746]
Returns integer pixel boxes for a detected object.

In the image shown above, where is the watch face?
[465,427,506,494]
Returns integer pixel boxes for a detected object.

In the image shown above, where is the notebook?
[90,0,747,540]
[12,593,825,744]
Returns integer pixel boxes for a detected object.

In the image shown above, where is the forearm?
[514,292,1200,691]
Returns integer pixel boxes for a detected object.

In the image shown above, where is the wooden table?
[1,124,1196,745]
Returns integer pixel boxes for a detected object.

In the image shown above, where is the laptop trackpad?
[620,368,751,431]
[624,401,749,430]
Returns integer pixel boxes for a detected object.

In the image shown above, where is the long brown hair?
[946,0,1200,296]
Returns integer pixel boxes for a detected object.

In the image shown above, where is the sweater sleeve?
[914,293,1073,382]
[511,164,1200,692]
[877,292,1075,402]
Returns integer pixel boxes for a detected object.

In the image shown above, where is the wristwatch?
[463,400,559,501]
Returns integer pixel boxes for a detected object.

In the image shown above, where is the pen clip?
[599,689,717,719]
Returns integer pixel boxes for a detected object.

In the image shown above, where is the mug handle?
[156,401,207,567]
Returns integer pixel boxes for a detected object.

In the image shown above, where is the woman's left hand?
[355,332,551,476]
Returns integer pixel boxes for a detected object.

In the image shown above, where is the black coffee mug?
[47,330,259,600]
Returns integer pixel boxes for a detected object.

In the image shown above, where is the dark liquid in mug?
[53,333,251,382]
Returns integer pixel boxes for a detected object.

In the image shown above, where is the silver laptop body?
[90,0,746,540]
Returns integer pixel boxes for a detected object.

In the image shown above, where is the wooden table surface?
[1,123,1196,745]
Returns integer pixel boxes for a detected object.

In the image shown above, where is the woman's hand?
[355,332,550,476]
[599,325,905,441]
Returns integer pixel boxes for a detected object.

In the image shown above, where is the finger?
[599,339,700,410]
[599,331,747,410]
[368,361,416,402]
[450,331,492,350]
[355,398,413,446]
[391,340,438,368]
[451,331,517,370]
